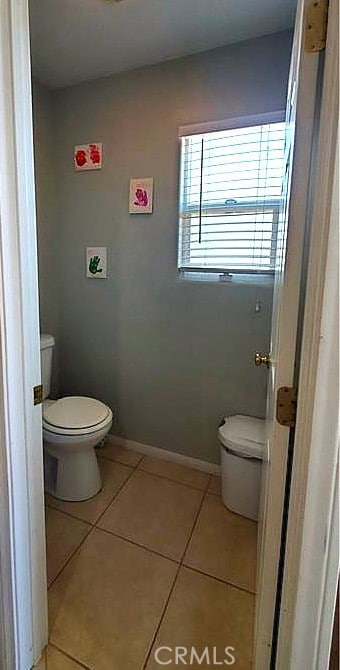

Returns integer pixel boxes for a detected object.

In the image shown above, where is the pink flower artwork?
[129,178,154,214]
[74,143,102,171]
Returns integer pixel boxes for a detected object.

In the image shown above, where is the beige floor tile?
[45,508,90,587]
[97,439,143,467]
[36,645,86,669]
[146,566,255,670]
[48,528,177,670]
[207,475,221,495]
[45,458,132,524]
[184,494,258,593]
[98,470,203,560]
[138,456,209,490]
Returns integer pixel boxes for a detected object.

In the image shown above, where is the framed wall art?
[86,247,107,278]
[129,178,154,214]
[74,143,102,171]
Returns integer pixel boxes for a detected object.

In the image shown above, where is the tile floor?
[43,441,257,669]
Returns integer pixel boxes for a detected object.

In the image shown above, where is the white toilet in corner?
[41,334,113,501]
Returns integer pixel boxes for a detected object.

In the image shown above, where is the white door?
[0,0,48,668]
[254,0,325,667]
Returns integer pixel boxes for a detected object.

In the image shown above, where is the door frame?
[276,0,339,663]
[0,0,48,668]
[255,0,339,667]
[0,1,338,669]
[254,0,322,665]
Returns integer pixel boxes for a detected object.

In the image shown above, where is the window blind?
[178,120,286,274]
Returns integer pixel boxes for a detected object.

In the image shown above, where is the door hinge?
[305,0,328,53]
[33,384,43,406]
[276,386,298,428]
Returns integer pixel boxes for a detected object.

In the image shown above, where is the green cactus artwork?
[89,255,102,275]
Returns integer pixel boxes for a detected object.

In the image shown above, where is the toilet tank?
[40,334,55,400]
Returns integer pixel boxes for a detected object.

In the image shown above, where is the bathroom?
[30,1,295,668]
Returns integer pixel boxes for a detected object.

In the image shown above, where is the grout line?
[142,480,207,670]
[47,524,95,591]
[98,445,212,491]
[206,473,222,497]
[49,641,93,669]
[141,564,181,670]
[97,453,141,467]
[46,467,137,590]
[179,475,256,596]
[135,466,209,492]
[205,474,213,494]
[97,447,212,493]
[206,473,214,495]
[45,502,93,526]
[96,452,144,468]
[94,525,180,566]
[138,454,146,467]
[182,564,257,597]
[179,483,208,564]
[93,465,136,527]
[96,517,255,597]
[47,502,255,599]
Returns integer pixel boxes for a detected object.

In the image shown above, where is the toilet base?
[44,447,102,501]
[43,422,112,502]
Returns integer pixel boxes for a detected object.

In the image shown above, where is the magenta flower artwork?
[129,178,153,214]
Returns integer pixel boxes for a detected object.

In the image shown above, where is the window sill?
[177,271,275,286]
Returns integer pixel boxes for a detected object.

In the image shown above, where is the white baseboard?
[106,434,221,476]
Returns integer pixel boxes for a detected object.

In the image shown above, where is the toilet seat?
[43,396,113,436]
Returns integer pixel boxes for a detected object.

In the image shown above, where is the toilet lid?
[43,396,111,430]
[219,415,265,460]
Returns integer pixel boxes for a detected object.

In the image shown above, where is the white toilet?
[41,334,113,501]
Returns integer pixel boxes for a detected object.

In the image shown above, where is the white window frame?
[177,111,285,277]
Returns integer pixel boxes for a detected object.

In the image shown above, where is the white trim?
[107,434,221,475]
[254,0,321,664]
[0,3,33,666]
[289,139,339,666]
[0,353,16,670]
[0,0,48,668]
[178,110,285,137]
[317,465,339,667]
[11,0,48,661]
[276,1,339,655]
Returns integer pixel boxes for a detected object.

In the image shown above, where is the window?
[178,116,286,276]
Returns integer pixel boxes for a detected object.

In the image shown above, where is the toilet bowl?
[43,396,113,501]
[40,334,113,501]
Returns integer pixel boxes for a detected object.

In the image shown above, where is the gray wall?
[34,31,292,463]
[32,82,60,393]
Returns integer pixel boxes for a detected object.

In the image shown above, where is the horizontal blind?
[178,121,286,274]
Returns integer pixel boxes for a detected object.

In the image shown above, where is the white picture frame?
[86,247,107,278]
[74,143,102,171]
[129,177,154,214]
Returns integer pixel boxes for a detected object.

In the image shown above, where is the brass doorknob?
[254,352,271,368]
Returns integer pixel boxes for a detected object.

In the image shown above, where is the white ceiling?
[29,0,296,89]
